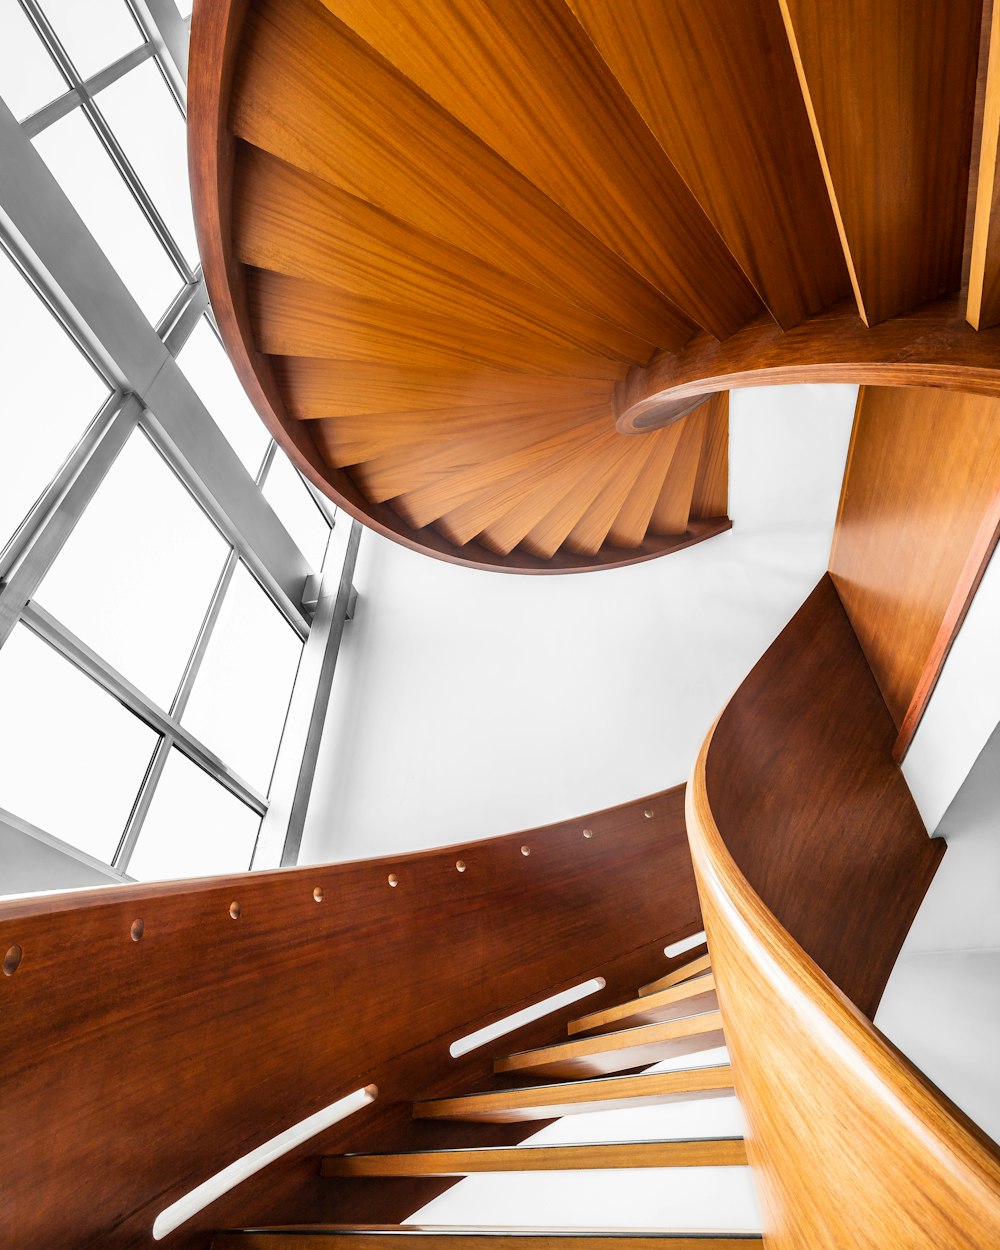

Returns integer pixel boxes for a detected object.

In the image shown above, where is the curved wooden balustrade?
[0,790,701,1250]
[686,576,1000,1246]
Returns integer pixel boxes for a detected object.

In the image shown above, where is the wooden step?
[569,974,718,1037]
[413,1065,734,1123]
[320,1138,748,1177]
[494,1012,726,1080]
[639,953,711,997]
[214,1227,762,1249]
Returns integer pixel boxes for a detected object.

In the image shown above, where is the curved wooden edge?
[687,689,1000,1244]
[187,5,729,575]
[614,295,1000,433]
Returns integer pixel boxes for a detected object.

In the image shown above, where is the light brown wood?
[568,974,718,1037]
[314,0,761,340]
[413,1065,734,1123]
[649,407,706,535]
[638,952,711,997]
[519,445,639,560]
[606,424,685,549]
[231,0,698,350]
[614,297,1000,433]
[562,437,665,556]
[495,1012,726,1080]
[320,1138,748,1177]
[689,396,729,520]
[235,144,658,363]
[687,625,1000,1247]
[969,0,1000,328]
[777,0,981,326]
[567,0,848,329]
[829,385,1000,741]
[214,1230,762,1250]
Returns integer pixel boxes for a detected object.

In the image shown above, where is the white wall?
[300,383,856,864]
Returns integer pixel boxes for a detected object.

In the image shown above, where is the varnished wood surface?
[615,296,1000,433]
[968,0,1000,328]
[214,1230,762,1249]
[829,385,1000,753]
[413,1066,735,1124]
[568,0,848,329]
[568,975,718,1037]
[703,576,941,1018]
[0,790,702,1249]
[320,1138,747,1177]
[778,0,981,326]
[494,1012,725,1080]
[638,952,710,997]
[688,598,1000,1246]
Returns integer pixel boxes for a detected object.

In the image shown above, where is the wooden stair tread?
[562,436,665,556]
[639,953,711,997]
[215,1227,761,1247]
[569,974,718,1036]
[320,1138,747,1176]
[413,1065,734,1123]
[606,424,686,548]
[649,406,707,536]
[495,1012,725,1080]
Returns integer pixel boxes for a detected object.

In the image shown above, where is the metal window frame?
[0,1,359,886]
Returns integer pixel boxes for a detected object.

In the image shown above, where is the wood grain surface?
[0,790,702,1249]
[568,974,718,1036]
[830,385,1000,752]
[638,952,711,997]
[214,1230,762,1250]
[968,0,1000,328]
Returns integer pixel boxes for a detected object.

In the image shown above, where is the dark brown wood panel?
[314,0,762,339]
[829,385,1000,753]
[778,0,981,325]
[568,0,848,328]
[0,790,701,1250]
[615,296,1000,433]
[214,1230,762,1250]
[704,575,942,1017]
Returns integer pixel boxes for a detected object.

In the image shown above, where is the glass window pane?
[0,249,111,553]
[33,109,180,324]
[96,58,197,263]
[182,563,302,792]
[36,430,229,708]
[127,750,261,881]
[263,451,331,572]
[178,318,271,473]
[41,0,144,81]
[0,625,158,862]
[0,4,68,120]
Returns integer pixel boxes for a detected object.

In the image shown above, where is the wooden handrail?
[687,577,1000,1245]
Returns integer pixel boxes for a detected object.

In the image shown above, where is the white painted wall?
[300,383,856,864]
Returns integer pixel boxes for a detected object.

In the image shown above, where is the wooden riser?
[639,954,711,997]
[495,1013,725,1080]
[413,1065,735,1123]
[214,1228,762,1249]
[569,975,718,1036]
[321,1139,748,1176]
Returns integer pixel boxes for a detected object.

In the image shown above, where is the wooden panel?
[829,385,1000,748]
[649,407,706,535]
[689,395,729,520]
[0,789,702,1250]
[568,0,848,329]
[704,576,942,1017]
[215,1230,762,1250]
[970,1,1000,328]
[562,437,664,556]
[235,144,657,363]
[568,974,718,1036]
[520,442,638,559]
[639,952,711,997]
[414,1065,735,1123]
[320,1138,747,1176]
[231,0,699,351]
[778,0,981,326]
[494,1011,726,1079]
[315,0,761,339]
[688,588,1000,1247]
[614,297,1000,433]
[249,270,626,381]
[606,424,685,548]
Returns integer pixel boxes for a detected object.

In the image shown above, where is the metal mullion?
[113,734,172,874]
[158,271,208,357]
[0,393,142,650]
[18,0,193,283]
[20,601,268,815]
[21,43,157,140]
[170,549,239,722]
[126,0,189,108]
[1,803,132,886]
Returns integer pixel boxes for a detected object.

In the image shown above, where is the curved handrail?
[688,577,1000,1245]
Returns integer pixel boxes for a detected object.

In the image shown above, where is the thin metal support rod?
[21,43,156,139]
[158,270,208,357]
[21,601,267,816]
[127,0,190,105]
[113,735,172,873]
